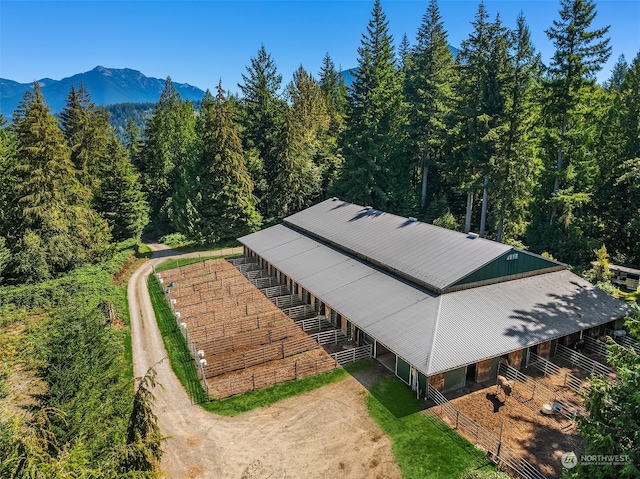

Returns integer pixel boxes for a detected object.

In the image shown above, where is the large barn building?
[238,198,632,395]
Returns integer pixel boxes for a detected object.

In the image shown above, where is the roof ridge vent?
[331,197,339,201]
[467,232,479,239]
[408,217,417,222]
[364,206,372,210]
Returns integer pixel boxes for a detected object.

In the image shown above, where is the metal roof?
[284,199,514,293]
[239,225,632,376]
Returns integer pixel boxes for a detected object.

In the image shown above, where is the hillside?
[0,66,205,117]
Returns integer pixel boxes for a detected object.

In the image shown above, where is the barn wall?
[396,357,411,385]
[443,368,466,393]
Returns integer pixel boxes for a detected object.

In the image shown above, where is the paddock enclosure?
[158,259,339,399]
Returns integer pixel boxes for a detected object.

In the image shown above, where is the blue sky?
[1,0,638,95]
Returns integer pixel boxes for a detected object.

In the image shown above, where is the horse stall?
[472,357,499,383]
[432,367,466,393]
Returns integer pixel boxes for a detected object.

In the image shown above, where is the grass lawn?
[154,252,242,273]
[148,273,209,403]
[367,377,498,479]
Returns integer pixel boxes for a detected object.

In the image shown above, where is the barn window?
[506,253,519,261]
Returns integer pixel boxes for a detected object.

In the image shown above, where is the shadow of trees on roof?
[503,280,631,348]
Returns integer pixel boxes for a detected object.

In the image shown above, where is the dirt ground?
[441,383,583,478]
[130,245,401,479]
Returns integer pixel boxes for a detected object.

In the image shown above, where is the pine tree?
[404,0,457,212]
[195,83,262,243]
[238,44,286,217]
[334,0,407,211]
[94,134,149,241]
[139,77,197,233]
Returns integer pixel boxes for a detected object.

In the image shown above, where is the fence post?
[531,383,536,400]
[497,421,504,458]
[455,411,459,429]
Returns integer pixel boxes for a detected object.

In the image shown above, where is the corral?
[158,258,338,399]
[234,198,634,478]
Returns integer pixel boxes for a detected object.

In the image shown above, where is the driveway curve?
[127,245,400,479]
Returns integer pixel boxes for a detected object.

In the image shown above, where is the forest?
[0,0,638,476]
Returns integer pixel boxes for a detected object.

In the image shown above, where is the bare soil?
[441,382,583,478]
[130,246,401,479]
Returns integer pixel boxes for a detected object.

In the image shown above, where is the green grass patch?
[367,377,495,479]
[154,252,243,274]
[147,274,208,403]
[201,367,349,416]
[135,242,153,258]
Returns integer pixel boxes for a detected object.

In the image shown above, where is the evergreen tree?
[452,4,510,235]
[238,44,286,217]
[94,134,149,241]
[542,0,611,222]
[597,52,640,265]
[194,83,262,242]
[10,83,111,282]
[334,0,407,211]
[492,13,543,243]
[139,77,197,233]
[59,83,112,193]
[404,0,457,212]
[318,54,347,194]
[124,117,143,166]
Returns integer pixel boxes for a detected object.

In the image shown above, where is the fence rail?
[606,329,640,355]
[526,353,591,396]
[329,344,372,365]
[310,328,348,345]
[555,344,615,378]
[426,385,547,479]
[582,335,609,357]
[295,315,332,333]
[499,363,585,420]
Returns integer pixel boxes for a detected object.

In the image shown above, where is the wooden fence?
[426,385,547,479]
[207,353,339,399]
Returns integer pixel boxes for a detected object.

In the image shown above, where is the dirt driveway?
[128,246,400,478]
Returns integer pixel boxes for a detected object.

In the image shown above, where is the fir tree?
[334,0,407,211]
[492,13,543,243]
[94,134,149,241]
[139,77,197,233]
[238,44,286,217]
[195,83,262,242]
[59,83,112,193]
[404,0,457,211]
[543,0,611,222]
[10,83,111,282]
[318,54,347,194]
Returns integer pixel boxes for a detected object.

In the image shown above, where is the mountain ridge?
[0,66,206,117]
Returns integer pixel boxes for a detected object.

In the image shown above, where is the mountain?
[0,66,205,117]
